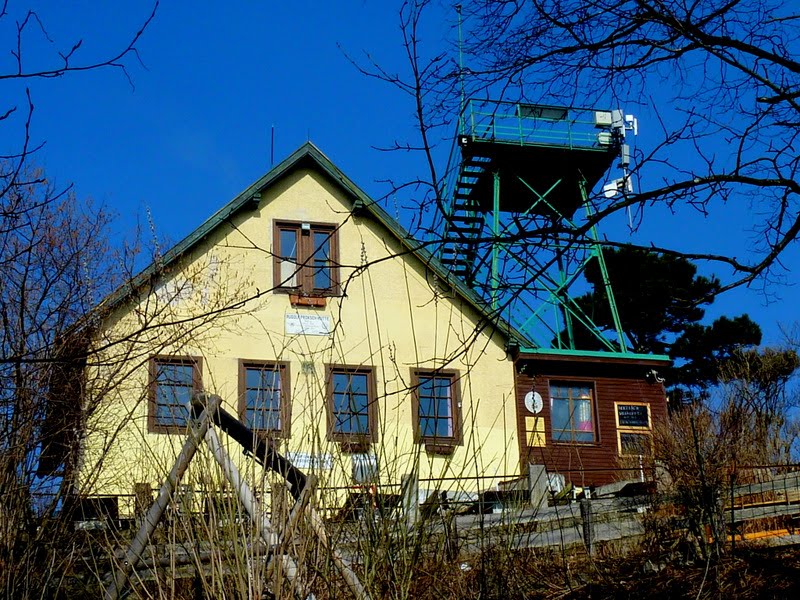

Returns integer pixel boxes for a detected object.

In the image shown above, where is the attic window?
[273,220,339,296]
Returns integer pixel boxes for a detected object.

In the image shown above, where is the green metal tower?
[439,99,637,354]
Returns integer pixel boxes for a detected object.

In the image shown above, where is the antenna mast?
[456,4,465,133]
[270,125,275,168]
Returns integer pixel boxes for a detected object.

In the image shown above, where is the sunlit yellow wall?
[79,167,520,510]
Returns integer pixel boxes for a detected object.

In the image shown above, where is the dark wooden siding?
[37,335,89,476]
[515,356,668,487]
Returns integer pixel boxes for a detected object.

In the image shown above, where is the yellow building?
[43,143,527,514]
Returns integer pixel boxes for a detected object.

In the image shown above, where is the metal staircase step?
[450,214,483,224]
[452,205,481,214]
[440,257,468,270]
[449,218,482,227]
[463,160,491,169]
[449,226,482,235]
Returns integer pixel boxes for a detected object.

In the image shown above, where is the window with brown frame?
[273,220,339,296]
[326,366,377,451]
[412,370,462,454]
[238,361,291,438]
[550,382,596,443]
[148,356,202,434]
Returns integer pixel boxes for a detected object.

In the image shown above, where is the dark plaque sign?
[617,404,650,428]
[620,432,651,456]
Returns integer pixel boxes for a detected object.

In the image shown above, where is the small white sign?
[286,452,333,470]
[285,313,331,336]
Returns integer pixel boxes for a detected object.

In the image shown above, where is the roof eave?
[518,346,672,366]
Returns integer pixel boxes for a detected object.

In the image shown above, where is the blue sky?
[2,1,798,345]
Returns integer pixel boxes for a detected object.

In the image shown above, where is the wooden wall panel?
[514,356,668,487]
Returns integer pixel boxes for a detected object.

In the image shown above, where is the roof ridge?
[95,142,531,346]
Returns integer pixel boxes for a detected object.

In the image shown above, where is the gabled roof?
[101,142,532,347]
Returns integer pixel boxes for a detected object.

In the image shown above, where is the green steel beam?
[518,256,620,353]
[519,347,671,362]
[518,258,588,330]
[553,296,564,349]
[582,183,627,352]
[491,170,501,310]
[504,246,623,352]
[555,244,574,349]
[502,174,604,347]
[517,177,567,221]
[500,173,629,353]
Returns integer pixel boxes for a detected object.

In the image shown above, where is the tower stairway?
[439,153,492,282]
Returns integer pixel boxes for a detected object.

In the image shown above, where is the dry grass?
[24,501,800,600]
[400,543,800,600]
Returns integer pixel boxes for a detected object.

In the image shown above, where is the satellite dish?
[524,391,543,414]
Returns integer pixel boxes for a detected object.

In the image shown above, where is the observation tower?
[438,99,638,353]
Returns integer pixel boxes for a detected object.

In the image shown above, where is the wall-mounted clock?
[524,390,543,414]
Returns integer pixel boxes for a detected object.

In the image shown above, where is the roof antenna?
[456,4,465,133]
[270,124,275,168]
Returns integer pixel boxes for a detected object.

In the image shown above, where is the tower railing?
[461,99,614,151]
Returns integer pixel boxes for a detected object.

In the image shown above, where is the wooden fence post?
[528,463,548,510]
[401,472,419,528]
[730,470,736,552]
[580,498,594,556]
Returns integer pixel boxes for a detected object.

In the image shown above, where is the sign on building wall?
[285,313,332,336]
[616,404,650,428]
[525,416,545,447]
[286,452,333,470]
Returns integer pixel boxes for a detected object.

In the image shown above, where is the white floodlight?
[603,176,634,198]
[625,176,634,193]
[603,181,620,198]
